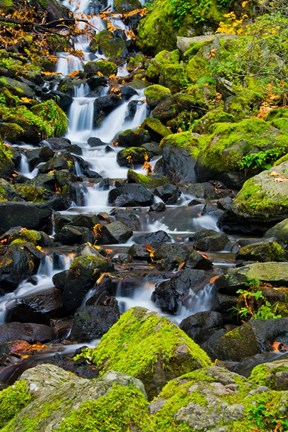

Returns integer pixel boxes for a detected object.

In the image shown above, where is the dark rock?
[150,201,166,212]
[120,85,138,100]
[111,208,142,231]
[0,322,53,343]
[108,183,154,207]
[97,221,133,244]
[6,288,64,325]
[93,95,122,126]
[154,243,213,271]
[60,252,114,314]
[117,128,150,147]
[189,229,230,252]
[205,318,288,361]
[133,230,171,244]
[87,137,107,147]
[264,218,288,249]
[180,311,224,344]
[40,137,72,151]
[154,183,181,204]
[69,302,120,342]
[56,225,95,245]
[117,147,148,167]
[0,244,42,292]
[151,268,212,314]
[0,202,52,234]
[236,240,288,263]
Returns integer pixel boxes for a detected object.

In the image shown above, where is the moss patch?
[0,380,33,429]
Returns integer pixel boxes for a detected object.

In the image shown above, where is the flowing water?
[14,0,226,335]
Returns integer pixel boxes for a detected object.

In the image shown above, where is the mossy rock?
[144,84,172,108]
[146,49,180,82]
[117,127,150,147]
[0,380,33,429]
[142,118,171,142]
[192,108,235,134]
[127,169,168,188]
[196,118,288,182]
[76,307,211,399]
[90,31,127,60]
[114,0,141,12]
[160,131,201,159]
[233,162,288,220]
[236,240,288,262]
[137,2,177,55]
[0,76,35,98]
[159,63,188,93]
[31,100,68,137]
[2,365,154,432]
[83,60,117,76]
[152,365,288,431]
[264,218,288,248]
[215,262,288,295]
[186,55,210,84]
[117,146,148,167]
[0,141,14,179]
[249,360,288,390]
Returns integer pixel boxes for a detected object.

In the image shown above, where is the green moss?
[144,84,171,107]
[199,117,288,174]
[159,64,189,93]
[0,380,33,428]
[31,99,67,137]
[13,184,49,202]
[160,131,202,159]
[186,56,210,84]
[57,383,155,432]
[90,31,127,60]
[0,140,14,177]
[237,241,287,262]
[142,118,171,140]
[75,307,211,399]
[84,60,117,76]
[127,170,168,188]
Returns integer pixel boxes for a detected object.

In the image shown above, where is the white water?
[18,154,39,179]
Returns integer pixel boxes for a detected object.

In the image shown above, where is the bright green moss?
[127,170,168,188]
[13,184,48,202]
[0,380,33,428]
[57,384,155,432]
[31,99,68,137]
[144,84,171,107]
[75,307,211,399]
[160,131,202,159]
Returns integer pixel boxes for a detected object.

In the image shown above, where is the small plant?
[236,278,282,320]
[240,148,282,171]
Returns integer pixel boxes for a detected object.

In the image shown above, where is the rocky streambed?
[0,0,288,429]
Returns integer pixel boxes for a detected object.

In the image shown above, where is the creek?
[0,0,248,382]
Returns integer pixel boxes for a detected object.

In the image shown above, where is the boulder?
[133,230,171,245]
[3,365,151,431]
[77,307,211,399]
[249,360,288,390]
[214,262,288,295]
[264,218,288,248]
[154,183,181,204]
[0,202,52,234]
[153,243,213,271]
[179,311,224,344]
[189,229,230,252]
[96,221,133,244]
[236,240,287,263]
[108,183,154,207]
[204,318,288,361]
[117,127,150,147]
[69,302,120,342]
[117,146,148,167]
[56,225,94,245]
[232,161,288,221]
[0,322,53,343]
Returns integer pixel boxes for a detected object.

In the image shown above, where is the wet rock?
[96,221,133,244]
[87,137,107,147]
[114,0,141,13]
[154,183,181,204]
[205,318,288,361]
[0,202,52,235]
[111,208,142,231]
[189,229,230,252]
[151,268,213,314]
[133,230,171,245]
[0,322,53,343]
[142,118,171,142]
[117,128,150,147]
[264,218,288,249]
[215,262,288,295]
[108,183,154,207]
[0,227,53,247]
[117,146,148,167]
[150,201,166,212]
[181,180,234,200]
[59,251,114,314]
[54,212,101,233]
[6,288,64,325]
[69,302,120,342]
[154,243,213,271]
[179,311,224,345]
[56,225,95,245]
[39,137,72,151]
[236,240,288,263]
[93,94,122,126]
[21,147,54,170]
[0,244,42,292]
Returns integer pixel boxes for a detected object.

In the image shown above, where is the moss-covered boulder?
[127,169,168,188]
[233,161,288,220]
[144,84,172,108]
[215,262,288,295]
[0,76,35,98]
[157,131,201,183]
[83,60,117,76]
[146,49,180,82]
[0,380,33,429]
[76,307,211,399]
[90,30,127,61]
[2,365,153,432]
[117,127,150,147]
[264,218,288,248]
[196,118,288,184]
[151,366,288,431]
[142,118,171,142]
[0,141,14,179]
[249,360,288,390]
[114,0,141,12]
[236,240,288,262]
